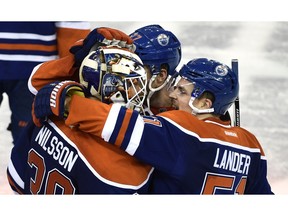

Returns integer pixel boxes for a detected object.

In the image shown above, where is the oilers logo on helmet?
[129,24,181,76]
[215,65,229,76]
[157,33,169,46]
[179,58,239,115]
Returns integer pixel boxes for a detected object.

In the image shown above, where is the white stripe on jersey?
[8,159,24,189]
[102,103,122,142]
[55,22,91,30]
[160,116,262,154]
[126,115,145,155]
[0,32,56,41]
[0,54,58,62]
[28,63,43,95]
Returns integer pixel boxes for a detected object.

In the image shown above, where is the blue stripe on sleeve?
[120,110,140,151]
[108,106,127,144]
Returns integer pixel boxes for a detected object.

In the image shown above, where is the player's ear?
[156,69,168,84]
[199,97,213,109]
[204,98,213,109]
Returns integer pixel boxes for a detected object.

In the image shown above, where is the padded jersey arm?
[28,53,79,95]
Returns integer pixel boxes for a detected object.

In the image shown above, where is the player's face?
[169,78,193,113]
[127,78,144,99]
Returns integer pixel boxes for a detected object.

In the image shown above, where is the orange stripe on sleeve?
[7,174,23,194]
[0,43,57,52]
[114,110,134,147]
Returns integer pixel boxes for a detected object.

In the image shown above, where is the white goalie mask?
[79,45,148,112]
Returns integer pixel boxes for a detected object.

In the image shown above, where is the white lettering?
[35,126,52,147]
[213,148,220,168]
[34,126,78,172]
[49,81,66,108]
[224,131,238,137]
[213,147,251,175]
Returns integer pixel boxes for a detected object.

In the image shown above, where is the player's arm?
[55,21,90,58]
[28,54,78,95]
[29,27,135,96]
[65,95,113,136]
[65,95,182,172]
[6,122,36,194]
[35,88,181,172]
[28,22,90,95]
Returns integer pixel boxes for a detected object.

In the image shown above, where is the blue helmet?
[179,58,239,115]
[129,24,181,76]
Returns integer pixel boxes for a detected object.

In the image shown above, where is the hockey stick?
[232,59,240,127]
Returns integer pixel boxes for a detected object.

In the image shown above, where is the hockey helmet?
[129,24,181,77]
[79,45,147,112]
[178,58,239,115]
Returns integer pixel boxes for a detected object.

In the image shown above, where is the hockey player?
[7,45,153,194]
[0,22,90,144]
[129,25,181,115]
[29,24,182,126]
[33,58,273,194]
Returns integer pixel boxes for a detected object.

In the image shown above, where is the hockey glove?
[32,81,87,126]
[32,99,44,127]
[70,27,135,65]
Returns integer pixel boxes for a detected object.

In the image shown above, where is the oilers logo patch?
[215,65,228,76]
[157,34,169,46]
[143,116,162,127]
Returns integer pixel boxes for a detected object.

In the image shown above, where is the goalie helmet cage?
[231,59,240,127]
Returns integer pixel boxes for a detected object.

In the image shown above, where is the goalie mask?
[79,46,147,112]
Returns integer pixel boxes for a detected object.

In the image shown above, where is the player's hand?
[70,27,135,65]
[32,81,88,126]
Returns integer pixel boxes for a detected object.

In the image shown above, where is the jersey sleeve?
[28,53,79,95]
[28,22,90,95]
[6,122,36,194]
[65,95,113,137]
[55,22,90,58]
[65,98,180,172]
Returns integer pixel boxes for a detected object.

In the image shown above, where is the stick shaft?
[232,59,240,127]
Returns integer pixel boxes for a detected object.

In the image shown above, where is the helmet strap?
[189,97,214,115]
[147,74,172,109]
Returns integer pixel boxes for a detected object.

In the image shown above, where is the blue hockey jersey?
[7,119,153,194]
[0,21,90,80]
[64,97,274,194]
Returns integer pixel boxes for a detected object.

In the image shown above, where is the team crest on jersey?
[157,34,169,46]
[215,65,228,76]
[143,116,162,127]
